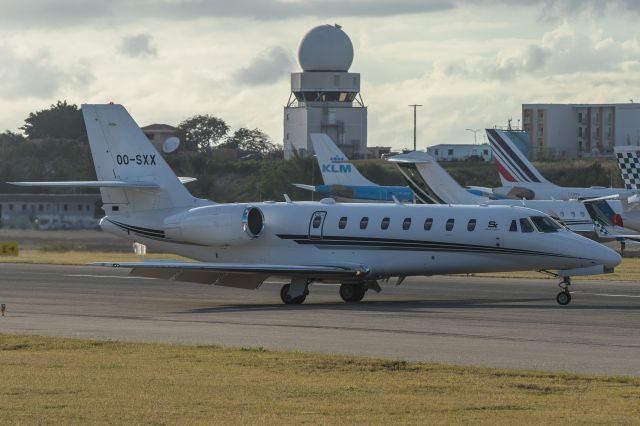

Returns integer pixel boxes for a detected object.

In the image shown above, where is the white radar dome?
[298,24,354,72]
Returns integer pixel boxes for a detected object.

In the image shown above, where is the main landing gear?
[339,283,367,303]
[279,280,372,304]
[280,277,309,305]
[556,277,572,306]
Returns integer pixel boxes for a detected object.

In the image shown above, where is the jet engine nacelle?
[164,205,264,246]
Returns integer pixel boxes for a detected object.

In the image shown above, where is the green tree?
[220,127,280,157]
[177,115,229,153]
[20,100,86,140]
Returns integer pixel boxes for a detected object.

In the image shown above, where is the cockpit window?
[509,220,518,232]
[519,218,535,233]
[530,216,562,233]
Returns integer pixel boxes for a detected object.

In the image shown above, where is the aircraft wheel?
[280,284,306,305]
[556,291,571,306]
[339,283,366,303]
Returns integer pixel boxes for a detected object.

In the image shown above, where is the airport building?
[142,124,179,153]
[522,103,640,160]
[0,193,101,229]
[426,143,492,162]
[284,24,367,159]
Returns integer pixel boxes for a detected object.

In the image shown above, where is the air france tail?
[486,129,554,187]
[310,133,375,186]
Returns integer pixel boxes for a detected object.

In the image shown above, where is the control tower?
[284,24,367,159]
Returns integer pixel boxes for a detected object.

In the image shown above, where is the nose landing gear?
[556,277,572,306]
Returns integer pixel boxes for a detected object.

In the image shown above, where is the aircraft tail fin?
[614,145,640,190]
[387,151,484,204]
[310,133,375,186]
[81,104,197,214]
[486,129,554,186]
[10,104,198,215]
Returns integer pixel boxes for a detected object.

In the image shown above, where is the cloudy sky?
[1,0,639,149]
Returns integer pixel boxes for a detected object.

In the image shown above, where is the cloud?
[119,33,157,58]
[233,47,292,86]
[0,0,454,27]
[0,46,93,99]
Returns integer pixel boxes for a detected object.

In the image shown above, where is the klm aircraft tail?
[387,151,484,204]
[310,133,375,186]
[486,129,554,187]
[11,104,197,214]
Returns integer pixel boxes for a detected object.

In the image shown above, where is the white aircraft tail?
[11,104,197,214]
[387,151,483,204]
[486,129,554,186]
[614,145,640,190]
[310,133,375,186]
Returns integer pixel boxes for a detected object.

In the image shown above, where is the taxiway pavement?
[1,263,639,376]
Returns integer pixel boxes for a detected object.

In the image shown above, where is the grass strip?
[0,334,639,424]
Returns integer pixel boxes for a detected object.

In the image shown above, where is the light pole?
[409,104,422,151]
[310,154,317,201]
[465,128,481,145]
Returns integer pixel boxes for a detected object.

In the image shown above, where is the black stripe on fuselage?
[108,219,166,238]
[276,234,579,259]
[487,129,540,183]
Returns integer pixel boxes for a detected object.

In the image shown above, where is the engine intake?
[164,205,265,246]
[242,206,264,238]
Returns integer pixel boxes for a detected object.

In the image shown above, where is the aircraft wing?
[93,260,370,289]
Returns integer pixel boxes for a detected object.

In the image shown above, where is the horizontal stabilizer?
[178,177,197,184]
[293,183,317,191]
[8,180,160,188]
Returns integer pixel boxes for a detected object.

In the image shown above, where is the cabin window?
[338,216,348,229]
[509,220,518,232]
[424,218,433,231]
[520,218,535,233]
[312,215,323,229]
[402,217,412,230]
[381,217,390,230]
[360,217,369,230]
[530,216,561,233]
[445,218,455,231]
[467,219,476,232]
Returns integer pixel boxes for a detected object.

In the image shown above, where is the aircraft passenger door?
[308,211,327,240]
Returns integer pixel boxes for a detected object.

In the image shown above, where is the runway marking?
[572,291,640,299]
[65,274,155,280]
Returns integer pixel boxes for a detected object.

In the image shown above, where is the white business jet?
[387,150,624,236]
[10,104,621,306]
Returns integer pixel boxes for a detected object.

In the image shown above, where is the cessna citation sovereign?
[10,104,621,306]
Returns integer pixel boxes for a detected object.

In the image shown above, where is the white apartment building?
[522,103,640,160]
[426,143,492,162]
